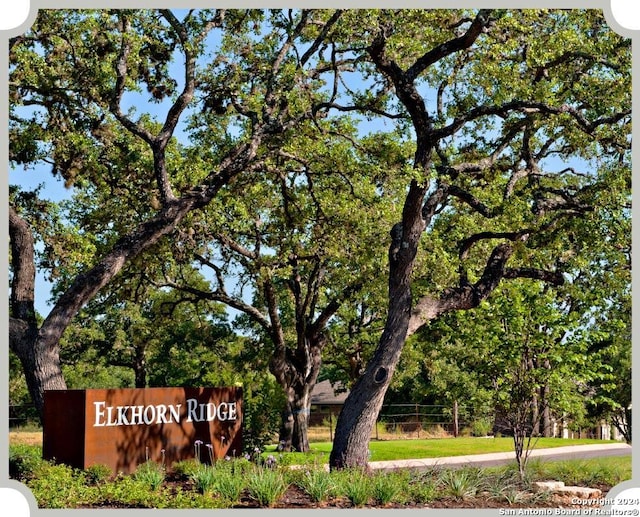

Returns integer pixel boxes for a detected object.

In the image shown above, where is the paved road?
[368,443,632,471]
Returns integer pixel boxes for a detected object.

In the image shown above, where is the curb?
[368,443,632,471]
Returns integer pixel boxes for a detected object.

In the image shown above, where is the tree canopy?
[9,9,630,468]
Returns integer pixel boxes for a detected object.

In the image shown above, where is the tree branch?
[406,9,493,82]
[408,242,515,335]
[504,267,564,285]
[109,13,156,145]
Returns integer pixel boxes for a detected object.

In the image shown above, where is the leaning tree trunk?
[330,181,429,469]
[9,192,222,422]
[11,332,68,419]
[329,351,403,468]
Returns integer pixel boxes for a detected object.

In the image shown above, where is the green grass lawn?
[266,437,616,464]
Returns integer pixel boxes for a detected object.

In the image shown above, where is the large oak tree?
[9,9,340,419]
[325,9,630,469]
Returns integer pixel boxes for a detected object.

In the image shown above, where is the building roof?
[310,380,349,405]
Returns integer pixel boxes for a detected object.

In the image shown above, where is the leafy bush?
[212,466,246,503]
[190,464,217,494]
[85,464,112,485]
[172,459,201,480]
[97,474,169,508]
[372,471,404,505]
[439,468,482,499]
[27,462,97,508]
[471,417,493,437]
[408,473,438,503]
[336,469,372,507]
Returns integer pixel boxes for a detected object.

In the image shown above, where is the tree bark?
[330,180,429,469]
[270,330,324,452]
[9,207,67,416]
[453,400,459,437]
[133,344,147,388]
[278,384,313,452]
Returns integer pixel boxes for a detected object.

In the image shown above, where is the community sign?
[43,387,242,473]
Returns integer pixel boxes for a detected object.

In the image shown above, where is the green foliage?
[211,462,247,503]
[295,467,336,502]
[535,458,631,488]
[438,468,482,499]
[84,464,113,485]
[471,418,493,437]
[11,446,631,509]
[26,462,97,508]
[246,468,289,507]
[336,469,373,507]
[190,464,217,494]
[9,8,630,470]
[133,461,165,491]
[171,459,201,480]
[372,470,405,504]
[9,444,46,481]
[408,472,438,503]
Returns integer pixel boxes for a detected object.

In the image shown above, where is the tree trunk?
[541,383,552,437]
[541,359,552,437]
[531,390,540,436]
[12,333,68,418]
[271,331,324,453]
[133,344,147,388]
[9,207,67,419]
[330,181,426,469]
[329,288,414,469]
[278,385,313,452]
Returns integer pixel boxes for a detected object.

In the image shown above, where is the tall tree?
[9,9,333,419]
[327,9,631,468]
[153,119,402,452]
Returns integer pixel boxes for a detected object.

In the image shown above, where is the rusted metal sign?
[43,387,242,474]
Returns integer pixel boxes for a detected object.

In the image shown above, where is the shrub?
[337,469,372,507]
[9,444,45,481]
[85,464,112,485]
[471,417,493,437]
[133,461,165,491]
[247,467,288,507]
[407,471,438,503]
[27,462,97,508]
[172,458,200,480]
[213,466,246,504]
[439,468,483,499]
[372,471,404,505]
[97,474,168,508]
[296,467,335,502]
[190,464,217,494]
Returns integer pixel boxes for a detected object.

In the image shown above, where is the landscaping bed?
[9,442,630,510]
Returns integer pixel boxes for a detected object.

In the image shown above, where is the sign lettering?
[43,387,243,474]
